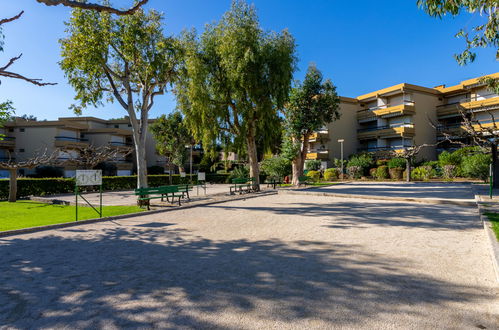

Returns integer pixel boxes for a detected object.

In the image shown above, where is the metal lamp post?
[338,139,344,179]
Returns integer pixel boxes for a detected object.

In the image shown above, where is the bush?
[389,167,403,180]
[369,168,377,178]
[347,166,362,179]
[305,159,322,171]
[33,166,64,178]
[324,168,339,181]
[438,150,461,167]
[229,166,249,180]
[461,153,491,181]
[147,166,165,175]
[411,166,432,181]
[442,165,457,179]
[387,158,406,169]
[347,153,374,176]
[0,174,231,200]
[374,165,389,180]
[260,157,291,180]
[306,170,321,182]
[376,159,388,166]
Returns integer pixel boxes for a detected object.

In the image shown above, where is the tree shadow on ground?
[0,223,494,328]
[206,201,478,230]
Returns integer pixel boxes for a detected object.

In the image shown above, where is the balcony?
[471,120,499,131]
[0,157,15,162]
[437,94,499,117]
[358,146,412,154]
[54,136,88,149]
[357,101,415,122]
[308,131,329,142]
[357,124,415,139]
[306,149,329,160]
[0,136,15,148]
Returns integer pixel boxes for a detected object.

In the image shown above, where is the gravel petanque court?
[1,193,498,329]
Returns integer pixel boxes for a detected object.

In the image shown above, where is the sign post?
[75,170,103,221]
[490,164,494,199]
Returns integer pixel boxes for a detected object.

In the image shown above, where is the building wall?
[412,91,440,160]
[326,100,359,160]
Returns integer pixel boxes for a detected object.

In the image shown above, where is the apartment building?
[307,72,499,165]
[0,116,167,178]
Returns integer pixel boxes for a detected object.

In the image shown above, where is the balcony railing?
[357,145,413,152]
[109,141,133,147]
[55,136,88,142]
[0,137,15,141]
[0,157,15,162]
[357,123,413,133]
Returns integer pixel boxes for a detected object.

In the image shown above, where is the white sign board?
[180,172,186,178]
[198,172,206,181]
[76,170,103,186]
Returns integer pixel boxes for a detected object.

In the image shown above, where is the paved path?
[33,184,267,206]
[1,194,498,329]
[298,182,476,205]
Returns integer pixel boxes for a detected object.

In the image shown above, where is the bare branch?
[0,11,24,26]
[59,145,133,168]
[0,67,57,86]
[35,0,148,15]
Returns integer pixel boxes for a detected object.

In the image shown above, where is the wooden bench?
[135,186,183,210]
[298,175,310,186]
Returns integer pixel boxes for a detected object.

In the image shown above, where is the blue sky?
[0,0,497,120]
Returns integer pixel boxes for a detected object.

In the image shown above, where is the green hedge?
[0,174,230,200]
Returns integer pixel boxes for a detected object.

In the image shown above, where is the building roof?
[434,72,499,95]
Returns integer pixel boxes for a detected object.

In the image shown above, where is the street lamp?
[338,139,344,179]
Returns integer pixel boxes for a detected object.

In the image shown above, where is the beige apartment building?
[0,116,166,178]
[307,72,499,165]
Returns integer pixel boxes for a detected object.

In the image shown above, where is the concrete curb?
[475,196,499,284]
[0,191,277,238]
[278,189,476,207]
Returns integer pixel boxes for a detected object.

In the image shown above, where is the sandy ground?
[1,193,498,329]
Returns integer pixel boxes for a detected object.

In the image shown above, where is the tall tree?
[175,0,296,189]
[150,112,193,176]
[283,65,340,186]
[418,0,498,65]
[60,6,180,192]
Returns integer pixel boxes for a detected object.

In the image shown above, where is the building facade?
[307,72,499,165]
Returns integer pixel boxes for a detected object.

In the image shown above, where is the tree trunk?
[8,168,17,202]
[492,143,499,188]
[246,132,260,191]
[291,134,309,186]
[406,158,411,182]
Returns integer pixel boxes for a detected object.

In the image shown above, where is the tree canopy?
[150,112,193,171]
[417,0,499,65]
[175,0,296,187]
[60,5,180,190]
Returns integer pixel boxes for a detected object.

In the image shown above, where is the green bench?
[134,186,183,210]
[298,175,310,186]
[177,184,193,200]
[230,177,257,195]
[265,177,282,189]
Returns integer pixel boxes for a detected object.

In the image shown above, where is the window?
[19,149,25,152]
[19,128,25,132]
[8,128,13,132]
[128,124,132,127]
[114,124,119,128]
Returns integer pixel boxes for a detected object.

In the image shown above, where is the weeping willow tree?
[175,0,296,189]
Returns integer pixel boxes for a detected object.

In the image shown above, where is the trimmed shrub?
[376,159,388,167]
[411,166,432,181]
[461,153,491,182]
[305,159,322,171]
[442,165,457,179]
[306,170,321,182]
[347,166,362,179]
[324,168,339,181]
[387,158,406,169]
[369,168,377,178]
[260,157,291,180]
[374,165,389,180]
[347,153,374,176]
[389,167,403,180]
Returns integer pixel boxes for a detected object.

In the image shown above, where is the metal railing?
[357,145,413,152]
[437,93,499,108]
[358,100,415,113]
[55,136,88,142]
[357,123,414,133]
[109,141,132,147]
[0,157,15,162]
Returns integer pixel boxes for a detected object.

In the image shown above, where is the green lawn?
[485,213,499,241]
[0,201,144,232]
